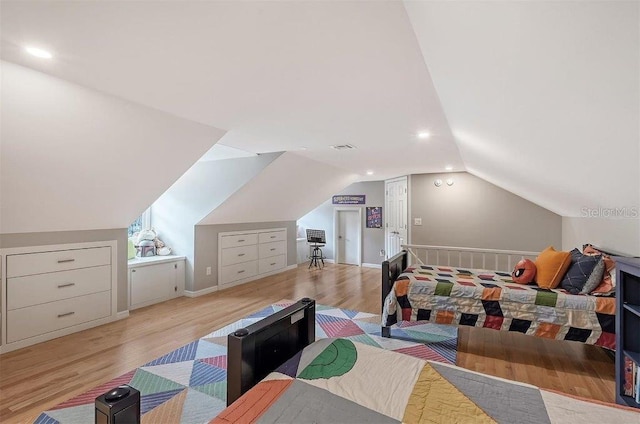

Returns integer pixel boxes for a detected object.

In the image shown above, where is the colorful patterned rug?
[35,302,457,424]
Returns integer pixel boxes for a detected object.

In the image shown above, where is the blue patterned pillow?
[561,249,604,295]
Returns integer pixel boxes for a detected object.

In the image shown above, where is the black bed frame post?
[381,250,408,338]
[226,298,316,406]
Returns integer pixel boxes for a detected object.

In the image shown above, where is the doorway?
[385,176,408,259]
[333,208,362,266]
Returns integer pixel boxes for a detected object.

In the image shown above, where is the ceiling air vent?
[330,144,357,150]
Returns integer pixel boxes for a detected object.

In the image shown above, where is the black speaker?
[95,385,140,424]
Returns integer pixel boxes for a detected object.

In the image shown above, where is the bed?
[381,247,617,350]
[215,299,639,423]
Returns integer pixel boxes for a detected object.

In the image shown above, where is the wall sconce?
[446,178,454,186]
[434,179,443,187]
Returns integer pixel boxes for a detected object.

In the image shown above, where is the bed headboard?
[226,298,316,406]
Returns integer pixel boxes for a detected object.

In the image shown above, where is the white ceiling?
[198,152,358,225]
[1,1,638,218]
[0,0,463,183]
[404,0,639,216]
[1,61,224,233]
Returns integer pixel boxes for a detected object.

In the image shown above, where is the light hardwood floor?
[0,263,615,423]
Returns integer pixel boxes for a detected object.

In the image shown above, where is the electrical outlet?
[414,217,422,226]
[379,249,385,257]
[206,266,212,276]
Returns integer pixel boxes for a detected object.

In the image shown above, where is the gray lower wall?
[0,228,128,312]
[562,216,640,256]
[410,172,562,252]
[193,221,297,292]
[298,181,385,264]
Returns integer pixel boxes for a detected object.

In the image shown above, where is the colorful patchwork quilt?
[382,265,616,349]
[213,338,637,423]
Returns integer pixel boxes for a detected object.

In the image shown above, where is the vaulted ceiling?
[1,1,638,222]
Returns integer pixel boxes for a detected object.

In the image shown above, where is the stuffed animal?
[512,259,537,284]
[136,229,157,245]
[157,247,172,256]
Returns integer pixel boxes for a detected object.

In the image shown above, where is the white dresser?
[1,241,118,354]
[128,255,185,310]
[218,228,288,287]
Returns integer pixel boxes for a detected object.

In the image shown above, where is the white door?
[385,177,408,259]
[337,210,360,265]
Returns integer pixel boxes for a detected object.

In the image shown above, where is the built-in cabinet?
[615,256,640,408]
[218,228,287,287]
[128,256,185,310]
[0,241,118,354]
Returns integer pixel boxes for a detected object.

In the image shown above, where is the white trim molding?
[184,286,219,298]
[362,263,382,269]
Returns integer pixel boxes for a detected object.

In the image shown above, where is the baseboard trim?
[362,263,382,269]
[116,310,130,319]
[323,259,335,264]
[184,286,219,298]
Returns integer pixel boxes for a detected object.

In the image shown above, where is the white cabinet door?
[130,262,176,309]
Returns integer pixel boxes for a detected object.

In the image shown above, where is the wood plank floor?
[0,263,614,423]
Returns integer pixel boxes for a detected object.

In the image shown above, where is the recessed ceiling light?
[25,46,53,59]
[417,132,430,139]
[366,170,374,175]
[445,165,453,171]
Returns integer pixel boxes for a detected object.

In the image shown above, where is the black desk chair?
[306,229,326,269]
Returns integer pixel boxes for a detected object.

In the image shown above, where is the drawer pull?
[238,239,245,242]
[57,312,75,318]
[270,236,276,239]
[238,253,245,257]
[57,259,76,263]
[57,283,76,288]
[270,262,276,266]
[270,248,276,251]
[237,270,245,274]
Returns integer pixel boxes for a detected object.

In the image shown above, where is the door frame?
[384,175,408,260]
[333,207,362,266]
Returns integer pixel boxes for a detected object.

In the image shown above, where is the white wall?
[405,1,639,218]
[0,61,225,234]
[152,153,281,290]
[562,217,640,256]
[199,152,358,225]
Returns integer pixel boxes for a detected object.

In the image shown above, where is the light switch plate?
[414,218,422,226]
[206,266,212,276]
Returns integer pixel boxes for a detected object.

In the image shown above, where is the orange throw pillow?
[535,247,572,289]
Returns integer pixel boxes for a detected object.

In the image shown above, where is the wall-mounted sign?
[332,195,366,205]
[366,207,383,228]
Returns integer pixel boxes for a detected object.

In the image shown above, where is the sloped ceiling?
[404,0,639,216]
[198,153,358,225]
[0,61,224,233]
[1,1,637,222]
[0,0,463,182]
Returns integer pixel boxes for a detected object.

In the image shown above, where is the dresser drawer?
[221,245,258,266]
[259,241,286,258]
[220,233,258,249]
[7,247,111,278]
[258,255,286,274]
[6,290,111,343]
[220,261,258,285]
[258,230,286,244]
[8,265,111,310]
